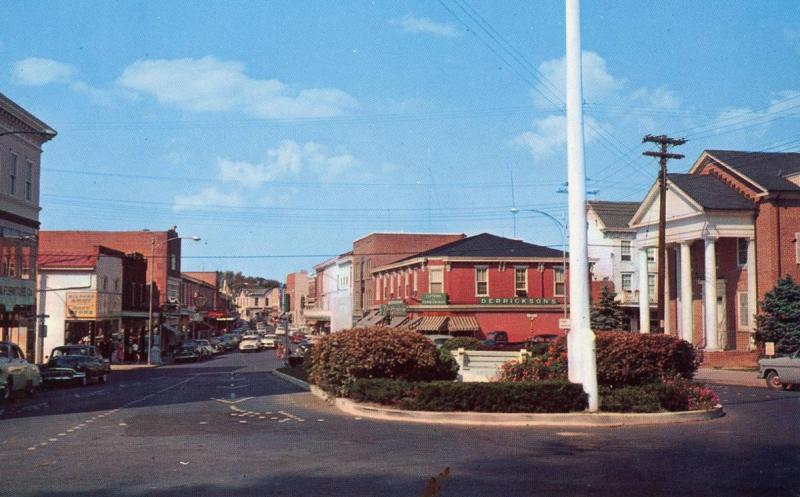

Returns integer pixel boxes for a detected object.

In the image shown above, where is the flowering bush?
[599,380,719,412]
[546,332,699,387]
[307,327,455,395]
[496,353,567,383]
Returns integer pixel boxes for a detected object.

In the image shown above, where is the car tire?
[78,375,88,387]
[25,380,36,397]
[2,379,11,402]
[765,370,783,390]
[99,372,109,384]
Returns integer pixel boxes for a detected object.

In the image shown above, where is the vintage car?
[758,347,800,390]
[1,341,42,401]
[39,345,110,387]
[174,343,203,362]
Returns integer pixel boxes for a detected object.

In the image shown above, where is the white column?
[704,237,719,350]
[747,237,757,349]
[680,241,693,343]
[638,247,650,334]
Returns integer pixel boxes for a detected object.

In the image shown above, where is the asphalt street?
[2,351,798,497]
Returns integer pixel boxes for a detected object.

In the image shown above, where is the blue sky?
[3,1,799,278]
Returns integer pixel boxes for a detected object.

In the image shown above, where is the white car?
[261,334,278,349]
[1,341,42,401]
[239,335,262,352]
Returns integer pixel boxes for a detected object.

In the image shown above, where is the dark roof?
[400,233,565,260]
[705,150,800,192]
[668,174,754,210]
[587,201,640,230]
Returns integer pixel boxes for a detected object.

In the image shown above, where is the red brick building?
[630,150,800,361]
[39,229,186,351]
[351,232,466,322]
[371,233,571,342]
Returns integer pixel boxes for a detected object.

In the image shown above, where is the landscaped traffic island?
[303,328,722,425]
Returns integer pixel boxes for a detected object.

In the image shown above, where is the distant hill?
[217,271,280,290]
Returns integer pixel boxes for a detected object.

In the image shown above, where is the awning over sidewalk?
[447,316,480,333]
[415,316,448,333]
[354,310,386,328]
[387,316,409,328]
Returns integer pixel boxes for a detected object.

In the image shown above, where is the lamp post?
[147,235,200,365]
[511,208,568,317]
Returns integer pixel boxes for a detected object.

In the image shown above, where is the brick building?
[371,233,572,342]
[39,229,187,352]
[351,232,465,322]
[630,150,800,361]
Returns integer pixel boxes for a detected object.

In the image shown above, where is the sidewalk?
[695,368,764,388]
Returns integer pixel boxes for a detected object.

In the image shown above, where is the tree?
[755,276,800,353]
[591,284,628,331]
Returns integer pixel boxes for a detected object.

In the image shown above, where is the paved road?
[2,351,798,497]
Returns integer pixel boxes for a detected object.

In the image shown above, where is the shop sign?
[66,291,122,319]
[380,300,408,317]
[478,297,559,305]
[421,293,448,305]
[207,310,226,318]
[66,291,97,319]
[0,277,35,309]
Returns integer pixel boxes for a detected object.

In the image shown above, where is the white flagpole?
[565,0,598,411]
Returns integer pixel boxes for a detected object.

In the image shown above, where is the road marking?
[48,438,58,442]
[27,447,36,451]
[317,419,325,422]
[199,421,208,425]
[39,442,47,446]
[239,420,248,424]
[213,397,253,405]
[278,418,289,423]
[58,433,66,436]
[66,429,74,433]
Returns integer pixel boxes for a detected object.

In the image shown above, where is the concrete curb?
[111,364,163,371]
[272,370,311,391]
[308,385,724,427]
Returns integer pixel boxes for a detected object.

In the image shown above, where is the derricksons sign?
[478,297,559,305]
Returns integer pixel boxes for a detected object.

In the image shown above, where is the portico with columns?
[629,172,757,352]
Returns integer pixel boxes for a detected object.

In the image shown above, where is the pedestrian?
[131,342,140,363]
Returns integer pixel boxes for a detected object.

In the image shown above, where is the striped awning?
[354,310,386,328]
[387,316,409,328]
[415,316,448,332]
[447,315,480,333]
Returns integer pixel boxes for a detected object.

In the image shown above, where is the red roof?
[38,245,127,270]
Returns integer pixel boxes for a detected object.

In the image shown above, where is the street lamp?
[511,208,568,318]
[147,235,201,365]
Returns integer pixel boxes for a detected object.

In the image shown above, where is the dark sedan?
[40,345,110,386]
[174,343,203,362]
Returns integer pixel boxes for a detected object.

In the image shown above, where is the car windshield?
[52,348,90,357]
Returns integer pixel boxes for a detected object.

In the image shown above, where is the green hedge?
[307,328,456,395]
[348,378,588,413]
[441,337,482,352]
[547,332,700,387]
[599,380,719,412]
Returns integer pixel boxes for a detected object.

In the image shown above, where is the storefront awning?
[415,316,448,333]
[387,316,409,328]
[304,309,331,321]
[354,310,386,328]
[447,316,480,333]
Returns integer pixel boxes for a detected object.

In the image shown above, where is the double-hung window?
[9,153,17,195]
[737,238,748,267]
[24,160,33,201]
[620,240,632,261]
[514,267,527,297]
[475,267,488,297]
[429,268,443,294]
[621,273,633,292]
[554,267,565,296]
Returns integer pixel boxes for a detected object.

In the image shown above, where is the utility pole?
[642,134,686,334]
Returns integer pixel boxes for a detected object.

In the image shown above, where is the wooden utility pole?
[642,134,686,333]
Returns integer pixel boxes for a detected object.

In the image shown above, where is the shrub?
[599,385,662,413]
[755,276,800,353]
[441,337,482,352]
[307,328,445,395]
[528,342,551,357]
[546,332,699,387]
[599,380,719,413]
[432,348,459,381]
[348,378,588,413]
[496,355,567,383]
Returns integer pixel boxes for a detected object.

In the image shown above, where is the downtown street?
[2,351,799,497]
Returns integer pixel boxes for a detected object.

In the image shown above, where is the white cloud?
[118,56,358,119]
[391,14,459,37]
[173,187,242,211]
[12,57,77,86]
[513,115,605,160]
[218,140,357,187]
[533,51,624,106]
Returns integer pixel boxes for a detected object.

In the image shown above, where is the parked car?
[208,338,225,355]
[221,334,238,351]
[759,347,800,390]
[424,335,453,349]
[194,339,216,359]
[482,330,509,347]
[239,335,262,352]
[261,334,278,349]
[1,341,42,400]
[39,345,110,387]
[290,332,307,344]
[174,343,203,362]
[295,340,312,355]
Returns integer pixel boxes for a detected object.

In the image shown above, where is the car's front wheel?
[765,370,784,390]
[2,378,11,401]
[99,372,109,384]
